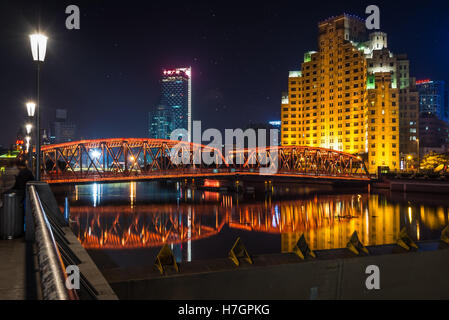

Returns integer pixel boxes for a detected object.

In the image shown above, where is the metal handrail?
[28,185,78,300]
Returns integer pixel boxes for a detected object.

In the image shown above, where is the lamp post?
[29,32,48,181]
[26,102,36,170]
[407,155,412,172]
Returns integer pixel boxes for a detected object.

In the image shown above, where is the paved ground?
[0,238,40,300]
[0,239,27,299]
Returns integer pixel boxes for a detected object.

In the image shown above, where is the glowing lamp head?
[90,150,101,159]
[26,102,36,117]
[25,136,31,144]
[25,123,33,134]
[29,33,48,62]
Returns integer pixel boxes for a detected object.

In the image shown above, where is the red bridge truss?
[40,138,369,184]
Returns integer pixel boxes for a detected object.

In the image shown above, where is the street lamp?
[25,123,33,135]
[406,155,412,171]
[25,124,33,163]
[25,102,36,169]
[29,32,48,180]
[25,136,31,153]
[29,33,47,62]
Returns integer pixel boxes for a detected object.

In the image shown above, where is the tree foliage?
[420,152,449,171]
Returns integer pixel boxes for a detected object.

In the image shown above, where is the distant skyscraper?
[149,67,192,141]
[50,109,77,144]
[148,105,172,140]
[416,79,447,122]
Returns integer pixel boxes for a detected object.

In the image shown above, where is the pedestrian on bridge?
[9,158,35,203]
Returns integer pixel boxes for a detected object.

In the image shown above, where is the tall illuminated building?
[365,72,399,170]
[151,67,192,141]
[364,33,419,162]
[282,14,370,169]
[364,33,400,169]
[281,14,419,173]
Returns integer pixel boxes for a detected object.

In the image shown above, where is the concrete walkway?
[0,239,27,299]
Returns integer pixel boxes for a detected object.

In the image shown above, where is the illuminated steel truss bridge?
[41,138,369,184]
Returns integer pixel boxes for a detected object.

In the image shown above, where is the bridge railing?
[28,184,78,300]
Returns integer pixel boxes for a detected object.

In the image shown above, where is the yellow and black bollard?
[396,227,418,251]
[229,237,253,266]
[346,231,369,255]
[292,234,316,260]
[154,244,179,275]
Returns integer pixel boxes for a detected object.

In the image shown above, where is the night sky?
[1,0,448,147]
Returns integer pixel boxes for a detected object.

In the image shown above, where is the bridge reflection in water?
[61,182,449,264]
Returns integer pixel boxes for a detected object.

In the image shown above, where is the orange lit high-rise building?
[281,14,401,174]
[366,73,399,171]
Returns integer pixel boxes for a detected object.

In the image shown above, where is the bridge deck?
[43,171,370,184]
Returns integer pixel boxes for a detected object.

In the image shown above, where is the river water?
[54,181,449,270]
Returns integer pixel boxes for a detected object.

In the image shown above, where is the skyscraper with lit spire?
[149,67,192,141]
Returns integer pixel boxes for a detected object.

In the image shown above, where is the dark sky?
[1,0,448,147]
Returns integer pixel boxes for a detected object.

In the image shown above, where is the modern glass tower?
[148,105,172,140]
[149,67,192,141]
[416,80,447,122]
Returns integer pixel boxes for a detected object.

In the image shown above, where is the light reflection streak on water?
[187,207,192,262]
[408,206,412,224]
[92,183,101,207]
[130,182,136,208]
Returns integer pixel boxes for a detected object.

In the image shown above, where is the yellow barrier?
[154,244,179,275]
[346,231,369,255]
[229,237,253,266]
[293,234,316,260]
[441,225,449,245]
[396,227,418,251]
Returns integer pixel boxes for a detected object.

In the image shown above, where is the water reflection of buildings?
[281,195,401,252]
[66,183,449,260]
